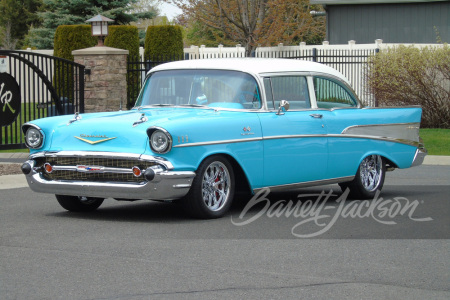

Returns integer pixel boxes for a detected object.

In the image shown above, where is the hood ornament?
[67,112,82,125]
[133,113,148,127]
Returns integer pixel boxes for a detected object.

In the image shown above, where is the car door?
[312,76,362,179]
[258,75,328,189]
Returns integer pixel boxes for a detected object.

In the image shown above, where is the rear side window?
[314,77,357,108]
[265,76,311,110]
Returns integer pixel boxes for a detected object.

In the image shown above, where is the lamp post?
[86,14,114,47]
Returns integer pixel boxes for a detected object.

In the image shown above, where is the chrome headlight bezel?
[147,127,172,154]
[23,124,44,149]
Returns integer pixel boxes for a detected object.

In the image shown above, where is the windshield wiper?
[149,104,174,107]
[179,104,210,108]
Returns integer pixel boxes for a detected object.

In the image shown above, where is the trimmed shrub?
[105,25,140,109]
[53,25,140,109]
[53,25,96,105]
[366,45,450,128]
[105,25,139,59]
[54,25,96,61]
[144,25,184,60]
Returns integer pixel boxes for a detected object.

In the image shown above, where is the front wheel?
[183,156,235,219]
[55,195,104,212]
[339,155,386,199]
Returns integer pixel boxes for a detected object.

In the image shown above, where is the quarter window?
[314,77,357,108]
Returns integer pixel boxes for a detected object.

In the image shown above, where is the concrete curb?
[0,153,29,159]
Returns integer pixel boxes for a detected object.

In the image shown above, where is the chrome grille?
[35,156,158,183]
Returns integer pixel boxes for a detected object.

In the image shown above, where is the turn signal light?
[132,166,142,177]
[44,163,53,173]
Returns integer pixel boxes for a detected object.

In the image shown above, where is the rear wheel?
[339,155,385,199]
[183,156,235,219]
[55,195,104,212]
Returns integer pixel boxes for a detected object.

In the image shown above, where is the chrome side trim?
[253,176,355,193]
[173,137,262,148]
[28,151,174,170]
[173,131,421,148]
[341,123,420,147]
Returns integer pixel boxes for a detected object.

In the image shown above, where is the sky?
[159,2,182,20]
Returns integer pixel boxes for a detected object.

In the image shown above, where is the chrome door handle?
[310,114,323,119]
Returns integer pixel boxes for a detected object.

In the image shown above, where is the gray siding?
[326,1,449,44]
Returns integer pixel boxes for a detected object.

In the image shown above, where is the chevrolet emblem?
[74,135,117,145]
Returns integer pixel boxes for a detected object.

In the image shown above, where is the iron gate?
[0,50,84,150]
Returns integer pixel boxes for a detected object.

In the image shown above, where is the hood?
[34,108,216,154]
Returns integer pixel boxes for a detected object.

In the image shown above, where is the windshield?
[134,69,262,110]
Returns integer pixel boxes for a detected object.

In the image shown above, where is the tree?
[169,0,325,55]
[28,0,157,49]
[257,0,325,46]
[0,0,43,49]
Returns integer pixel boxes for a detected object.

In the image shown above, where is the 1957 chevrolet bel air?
[21,58,426,218]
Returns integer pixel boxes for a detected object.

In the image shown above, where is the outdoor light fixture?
[86,14,114,46]
[310,10,326,17]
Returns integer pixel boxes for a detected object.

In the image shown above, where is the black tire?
[339,155,386,199]
[183,156,235,219]
[55,195,104,212]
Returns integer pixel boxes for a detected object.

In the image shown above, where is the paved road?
[1,165,449,299]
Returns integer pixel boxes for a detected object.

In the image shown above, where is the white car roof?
[150,58,349,84]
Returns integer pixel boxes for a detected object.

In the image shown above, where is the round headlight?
[25,127,43,149]
[150,129,172,154]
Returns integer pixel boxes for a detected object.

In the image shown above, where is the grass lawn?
[420,128,450,156]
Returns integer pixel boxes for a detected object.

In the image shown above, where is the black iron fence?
[127,54,185,109]
[0,50,84,150]
[258,48,380,106]
[127,50,378,107]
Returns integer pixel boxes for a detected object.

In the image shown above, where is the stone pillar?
[72,46,129,113]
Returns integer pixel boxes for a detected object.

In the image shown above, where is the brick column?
[72,46,129,113]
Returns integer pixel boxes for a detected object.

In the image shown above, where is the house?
[310,0,449,44]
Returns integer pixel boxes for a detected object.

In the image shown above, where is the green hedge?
[105,25,139,60]
[144,25,183,60]
[105,25,140,109]
[53,25,140,109]
[53,25,97,61]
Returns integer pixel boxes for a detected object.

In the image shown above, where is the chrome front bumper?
[23,151,196,200]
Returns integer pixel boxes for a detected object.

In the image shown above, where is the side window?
[265,76,310,110]
[314,77,357,108]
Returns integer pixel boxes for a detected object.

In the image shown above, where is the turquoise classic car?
[21,58,426,218]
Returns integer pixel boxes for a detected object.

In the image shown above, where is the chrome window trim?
[310,73,362,108]
[134,69,267,111]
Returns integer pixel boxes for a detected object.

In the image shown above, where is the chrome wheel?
[184,156,235,218]
[339,154,386,199]
[201,161,231,211]
[359,155,383,192]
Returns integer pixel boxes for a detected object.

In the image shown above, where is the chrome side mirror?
[276,100,290,115]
